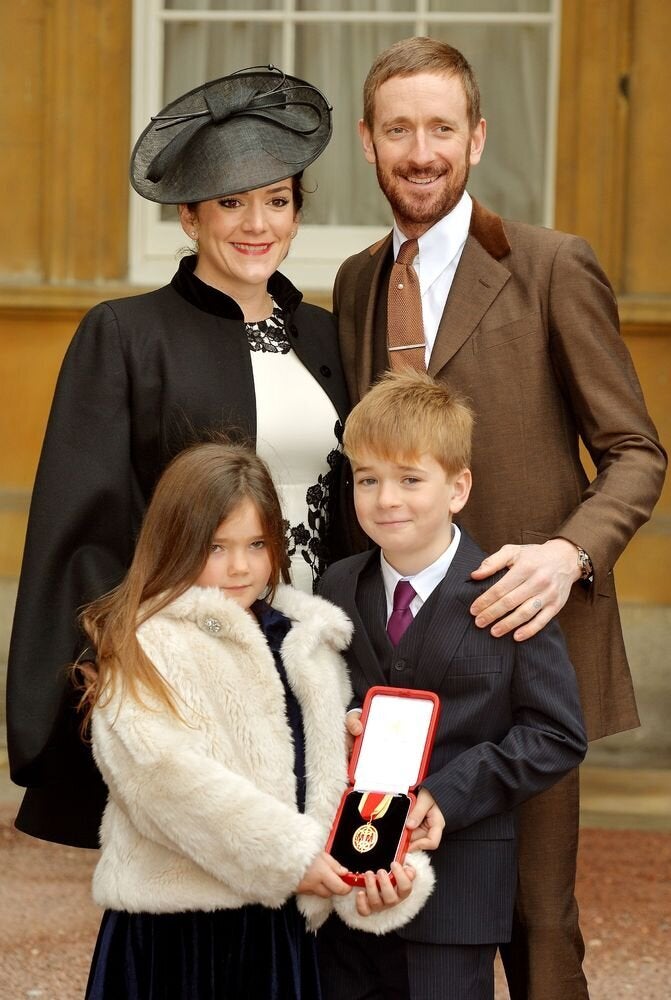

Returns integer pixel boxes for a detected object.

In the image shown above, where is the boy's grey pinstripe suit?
[317,529,587,999]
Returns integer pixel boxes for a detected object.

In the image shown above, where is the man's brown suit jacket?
[333,199,666,740]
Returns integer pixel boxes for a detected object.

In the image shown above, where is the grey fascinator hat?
[130,65,332,204]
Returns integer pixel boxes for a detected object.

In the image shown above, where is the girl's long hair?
[76,442,290,728]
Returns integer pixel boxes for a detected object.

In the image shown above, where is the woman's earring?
[290,230,297,240]
[191,231,197,239]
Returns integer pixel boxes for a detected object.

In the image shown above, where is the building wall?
[0,0,669,602]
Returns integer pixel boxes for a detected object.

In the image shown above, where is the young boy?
[317,371,587,1000]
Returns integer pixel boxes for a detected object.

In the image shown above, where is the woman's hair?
[290,171,305,214]
[76,442,289,727]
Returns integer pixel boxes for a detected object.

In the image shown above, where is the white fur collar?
[152,583,352,652]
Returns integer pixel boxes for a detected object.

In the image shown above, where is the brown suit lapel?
[353,202,512,384]
[428,200,512,377]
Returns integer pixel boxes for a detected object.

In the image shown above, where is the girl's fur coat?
[92,584,433,933]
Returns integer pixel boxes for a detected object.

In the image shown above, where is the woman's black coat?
[7,263,352,847]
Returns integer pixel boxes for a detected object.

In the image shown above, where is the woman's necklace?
[243,291,274,323]
[245,300,290,354]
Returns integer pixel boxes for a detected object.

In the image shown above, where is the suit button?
[320,365,332,377]
[289,324,298,337]
[393,660,406,672]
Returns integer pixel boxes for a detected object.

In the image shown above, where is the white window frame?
[130,1,561,290]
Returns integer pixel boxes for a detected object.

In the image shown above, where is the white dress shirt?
[392,191,472,366]
[380,524,462,625]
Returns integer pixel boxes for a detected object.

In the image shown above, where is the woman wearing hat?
[7,68,355,852]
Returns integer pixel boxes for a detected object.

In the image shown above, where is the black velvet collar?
[170,254,303,320]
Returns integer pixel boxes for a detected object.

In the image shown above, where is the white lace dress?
[246,304,341,593]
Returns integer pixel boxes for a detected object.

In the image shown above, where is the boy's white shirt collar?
[380,523,462,622]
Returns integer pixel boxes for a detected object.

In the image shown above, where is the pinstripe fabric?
[317,529,587,951]
[354,564,388,678]
[356,567,421,687]
[317,915,498,1000]
[406,941,497,1000]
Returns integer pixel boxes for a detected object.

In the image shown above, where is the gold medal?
[352,822,378,853]
[352,792,393,854]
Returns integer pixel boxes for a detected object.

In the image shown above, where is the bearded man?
[323,35,666,1000]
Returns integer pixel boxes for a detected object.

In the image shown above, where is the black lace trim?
[245,304,290,354]
[285,423,344,590]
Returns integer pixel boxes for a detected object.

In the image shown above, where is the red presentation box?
[325,686,440,887]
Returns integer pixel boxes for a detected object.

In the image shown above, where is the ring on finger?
[532,598,542,611]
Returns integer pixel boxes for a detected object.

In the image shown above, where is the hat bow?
[146,69,326,185]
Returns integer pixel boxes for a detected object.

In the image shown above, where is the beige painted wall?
[0,0,669,604]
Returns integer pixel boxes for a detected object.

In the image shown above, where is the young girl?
[79,443,425,1000]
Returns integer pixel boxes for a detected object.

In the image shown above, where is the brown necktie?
[387,239,426,372]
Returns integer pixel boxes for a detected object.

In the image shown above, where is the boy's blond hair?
[344,371,473,476]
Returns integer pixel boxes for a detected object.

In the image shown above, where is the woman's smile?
[179,181,297,310]
[231,242,274,255]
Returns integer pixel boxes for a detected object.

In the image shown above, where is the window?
[131,1,560,289]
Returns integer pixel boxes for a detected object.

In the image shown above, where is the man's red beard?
[373,148,471,231]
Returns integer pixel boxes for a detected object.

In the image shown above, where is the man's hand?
[345,709,363,757]
[296,851,352,898]
[470,539,582,641]
[405,788,445,851]
[354,861,416,917]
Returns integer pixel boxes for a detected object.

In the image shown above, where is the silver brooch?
[203,617,222,634]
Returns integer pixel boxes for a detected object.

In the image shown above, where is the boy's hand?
[470,538,581,641]
[354,861,415,916]
[345,709,363,757]
[296,851,351,898]
[405,788,445,851]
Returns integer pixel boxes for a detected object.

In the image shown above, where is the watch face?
[577,548,593,579]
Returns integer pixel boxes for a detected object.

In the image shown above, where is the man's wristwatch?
[576,546,594,582]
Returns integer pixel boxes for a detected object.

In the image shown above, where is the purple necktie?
[387,580,417,646]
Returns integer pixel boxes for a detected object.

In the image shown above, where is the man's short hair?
[344,370,473,477]
[363,36,481,131]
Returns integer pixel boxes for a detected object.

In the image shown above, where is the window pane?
[294,22,549,227]
[296,1,413,11]
[431,23,549,224]
[164,1,284,10]
[163,22,283,104]
[295,23,413,226]
[427,1,551,10]
[157,11,552,228]
[164,0,551,8]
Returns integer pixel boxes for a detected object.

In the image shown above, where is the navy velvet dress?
[86,603,322,1000]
